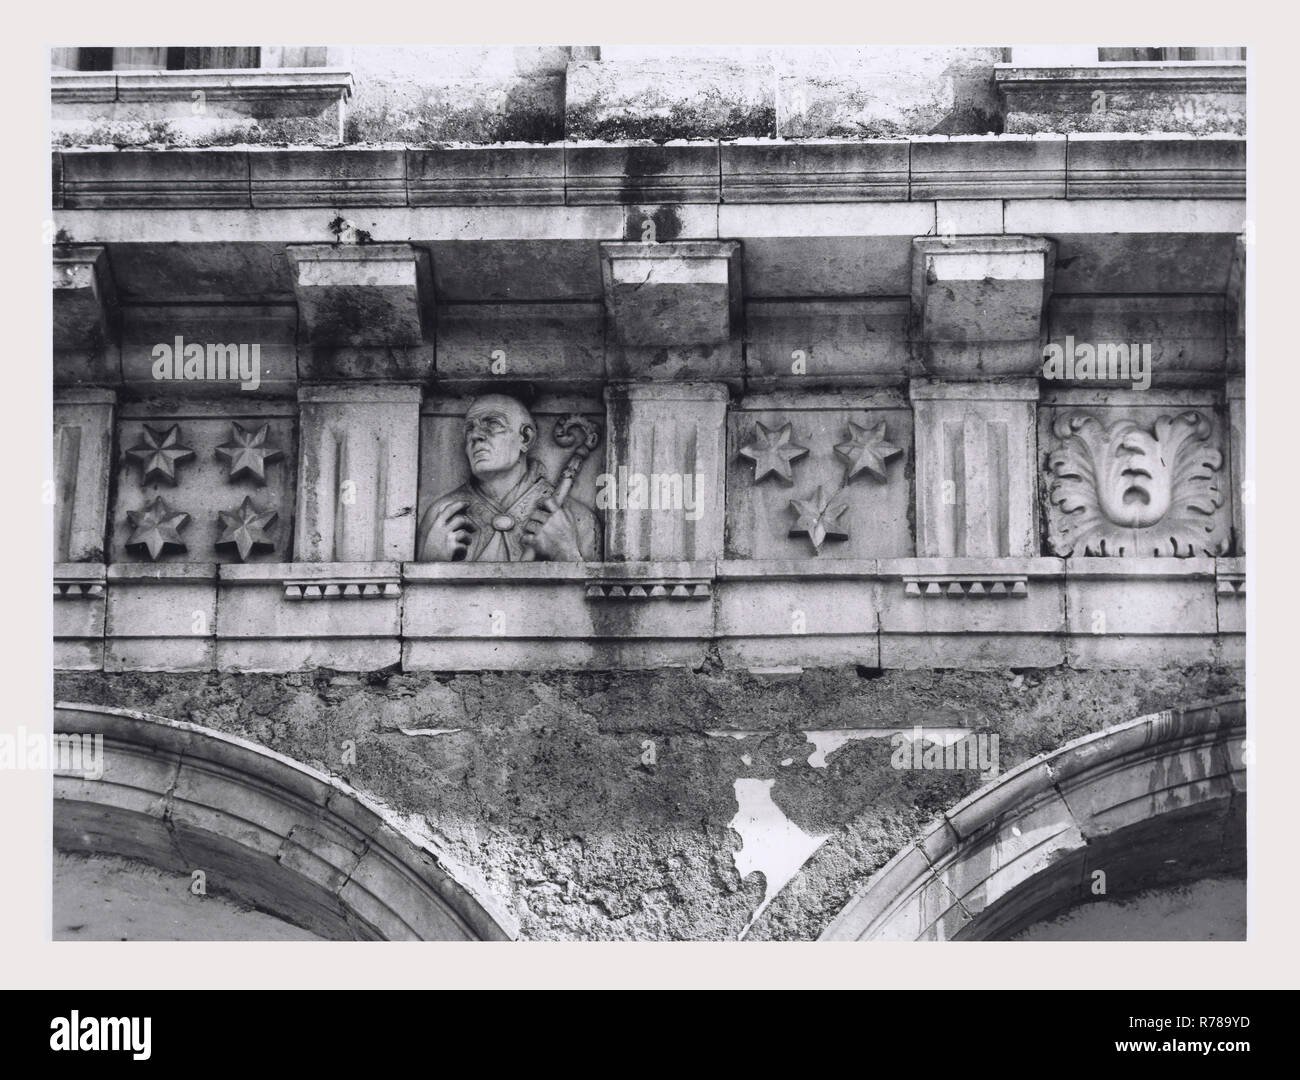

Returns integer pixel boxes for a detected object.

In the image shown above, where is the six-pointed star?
[835,420,902,482]
[125,424,195,485]
[738,421,809,483]
[216,497,278,562]
[125,497,191,560]
[788,486,851,554]
[216,421,284,483]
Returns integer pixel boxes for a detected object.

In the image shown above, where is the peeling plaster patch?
[706,730,751,740]
[803,727,970,768]
[399,728,463,737]
[729,779,829,939]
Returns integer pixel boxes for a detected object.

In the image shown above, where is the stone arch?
[54,703,516,941]
[820,697,1246,941]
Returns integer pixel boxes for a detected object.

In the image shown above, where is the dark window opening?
[1099,47,1246,62]
[60,47,263,72]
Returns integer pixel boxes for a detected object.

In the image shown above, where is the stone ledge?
[52,70,353,146]
[1065,135,1245,199]
[61,149,252,209]
[567,142,721,204]
[909,136,1067,200]
[408,145,564,206]
[249,149,406,208]
[996,63,1246,136]
[107,562,218,582]
[995,61,1246,90]
[53,69,354,103]
[61,558,1246,673]
[1061,555,1218,578]
[716,559,877,580]
[51,136,1245,209]
[401,561,589,583]
[721,140,909,203]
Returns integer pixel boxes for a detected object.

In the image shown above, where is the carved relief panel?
[418,394,605,562]
[726,391,913,559]
[1040,394,1232,557]
[111,403,296,563]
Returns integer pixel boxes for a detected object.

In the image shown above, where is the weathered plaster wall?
[342,46,581,144]
[51,45,1010,147]
[55,661,1243,940]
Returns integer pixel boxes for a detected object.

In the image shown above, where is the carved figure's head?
[464,394,536,480]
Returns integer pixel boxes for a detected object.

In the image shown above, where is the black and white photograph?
[41,40,1252,945]
[3,5,1293,1019]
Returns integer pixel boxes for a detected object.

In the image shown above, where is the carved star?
[125,424,195,485]
[216,421,284,483]
[738,421,809,484]
[216,496,278,562]
[835,420,903,482]
[125,497,190,560]
[788,486,851,554]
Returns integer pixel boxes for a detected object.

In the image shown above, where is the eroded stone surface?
[56,662,1242,940]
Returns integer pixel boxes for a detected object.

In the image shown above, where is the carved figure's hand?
[522,497,582,561]
[424,500,477,561]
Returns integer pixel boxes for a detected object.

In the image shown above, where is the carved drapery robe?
[417,458,599,562]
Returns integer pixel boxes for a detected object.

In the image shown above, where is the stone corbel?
[600,241,743,384]
[53,245,120,385]
[911,236,1054,378]
[286,243,434,381]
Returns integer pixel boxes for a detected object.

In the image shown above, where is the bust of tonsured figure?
[417,394,600,562]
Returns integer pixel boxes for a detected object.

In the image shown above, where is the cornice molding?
[51,135,1246,210]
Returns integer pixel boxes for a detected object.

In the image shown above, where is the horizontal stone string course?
[52,556,1245,673]
[51,137,1246,210]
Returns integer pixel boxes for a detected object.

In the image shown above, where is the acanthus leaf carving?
[1046,410,1230,557]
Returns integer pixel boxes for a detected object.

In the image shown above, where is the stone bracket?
[911,235,1054,378]
[600,240,743,381]
[286,243,434,380]
[53,244,121,384]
